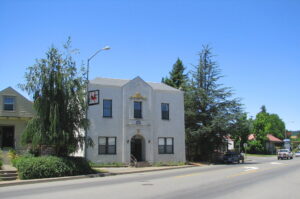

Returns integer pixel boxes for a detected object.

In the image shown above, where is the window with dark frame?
[134,101,142,118]
[158,137,174,154]
[98,137,116,154]
[3,96,15,111]
[161,103,169,120]
[103,99,112,117]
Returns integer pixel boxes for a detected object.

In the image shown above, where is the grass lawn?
[92,168,109,173]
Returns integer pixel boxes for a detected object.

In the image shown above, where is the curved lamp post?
[85,45,110,158]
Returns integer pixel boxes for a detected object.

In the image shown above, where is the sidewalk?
[0,165,198,187]
[96,165,196,175]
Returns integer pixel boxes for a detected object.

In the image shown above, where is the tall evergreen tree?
[162,58,187,90]
[185,45,242,161]
[19,38,91,156]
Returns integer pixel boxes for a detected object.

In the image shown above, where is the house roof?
[248,133,282,142]
[248,134,254,141]
[0,87,35,118]
[266,134,282,142]
[90,77,180,92]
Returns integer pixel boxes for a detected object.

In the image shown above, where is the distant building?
[86,77,186,164]
[248,134,283,154]
[0,87,34,151]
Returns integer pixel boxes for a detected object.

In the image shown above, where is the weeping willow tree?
[19,38,91,156]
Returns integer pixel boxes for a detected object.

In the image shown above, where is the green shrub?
[246,140,265,154]
[8,149,19,163]
[13,156,95,180]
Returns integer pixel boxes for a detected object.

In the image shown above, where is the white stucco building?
[86,77,186,164]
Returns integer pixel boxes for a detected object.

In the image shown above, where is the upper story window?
[134,101,142,119]
[103,99,112,118]
[3,96,15,111]
[161,103,169,120]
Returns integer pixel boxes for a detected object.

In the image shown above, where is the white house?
[86,77,186,164]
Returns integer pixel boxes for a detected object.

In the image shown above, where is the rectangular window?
[103,99,112,117]
[158,137,174,154]
[161,103,169,120]
[134,101,142,118]
[3,96,15,111]
[98,137,116,154]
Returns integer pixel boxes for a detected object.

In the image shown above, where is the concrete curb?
[0,165,196,187]
[109,165,196,175]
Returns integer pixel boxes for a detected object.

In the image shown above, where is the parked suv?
[277,149,293,160]
[223,151,244,164]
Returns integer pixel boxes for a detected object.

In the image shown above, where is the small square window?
[3,96,15,111]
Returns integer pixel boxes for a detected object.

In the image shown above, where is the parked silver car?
[295,151,300,157]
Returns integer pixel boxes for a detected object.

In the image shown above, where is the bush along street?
[12,155,95,180]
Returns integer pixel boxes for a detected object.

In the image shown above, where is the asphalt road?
[1,156,300,199]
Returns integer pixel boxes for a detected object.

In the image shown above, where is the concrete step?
[0,170,17,174]
[0,170,18,181]
[135,161,151,167]
[0,176,18,181]
[0,173,18,177]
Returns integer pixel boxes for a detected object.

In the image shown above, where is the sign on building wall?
[88,90,99,105]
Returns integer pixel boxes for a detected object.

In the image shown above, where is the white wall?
[86,78,186,163]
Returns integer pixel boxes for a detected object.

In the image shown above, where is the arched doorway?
[130,135,145,162]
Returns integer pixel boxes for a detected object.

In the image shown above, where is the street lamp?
[84,45,110,158]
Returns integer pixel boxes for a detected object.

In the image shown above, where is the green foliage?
[89,162,127,167]
[13,156,94,180]
[246,140,265,154]
[229,113,253,152]
[184,45,242,161]
[252,105,285,152]
[8,149,19,162]
[19,38,92,156]
[162,58,188,90]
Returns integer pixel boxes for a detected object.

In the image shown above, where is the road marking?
[244,166,259,171]
[174,172,202,178]
[227,169,259,178]
[270,162,288,165]
[270,162,283,165]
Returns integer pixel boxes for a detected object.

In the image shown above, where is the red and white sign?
[88,90,99,105]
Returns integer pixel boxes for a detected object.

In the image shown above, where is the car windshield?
[279,149,289,152]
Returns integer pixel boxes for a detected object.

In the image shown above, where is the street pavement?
[1,156,300,199]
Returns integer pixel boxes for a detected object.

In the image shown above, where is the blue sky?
[0,0,299,130]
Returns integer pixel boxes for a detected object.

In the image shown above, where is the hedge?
[13,156,95,180]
